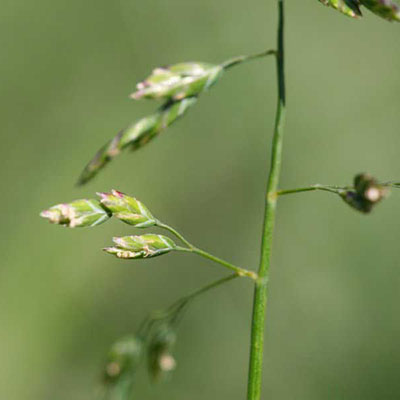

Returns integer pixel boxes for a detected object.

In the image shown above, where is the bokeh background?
[1,1,400,399]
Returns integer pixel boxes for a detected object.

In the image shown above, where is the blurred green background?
[1,1,400,399]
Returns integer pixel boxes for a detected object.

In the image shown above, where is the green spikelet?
[98,190,156,228]
[360,0,400,21]
[103,336,143,400]
[104,234,176,259]
[340,173,388,213]
[131,62,223,101]
[148,324,177,382]
[318,0,363,18]
[77,52,275,186]
[40,199,111,228]
[77,97,197,185]
[103,336,143,385]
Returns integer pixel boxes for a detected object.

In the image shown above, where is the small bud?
[360,0,400,21]
[104,336,143,384]
[40,199,110,228]
[104,234,176,259]
[341,173,388,213]
[318,0,362,18]
[98,190,156,228]
[78,97,197,185]
[131,62,224,101]
[148,325,177,382]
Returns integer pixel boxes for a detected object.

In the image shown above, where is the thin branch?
[190,248,257,280]
[156,221,194,249]
[157,221,257,280]
[221,49,277,70]
[138,273,239,337]
[277,184,345,196]
[277,180,400,197]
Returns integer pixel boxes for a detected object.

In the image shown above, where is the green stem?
[276,180,400,197]
[191,247,257,280]
[247,2,286,399]
[156,221,194,249]
[179,273,238,303]
[222,49,277,70]
[382,181,400,188]
[277,184,344,196]
[158,221,257,280]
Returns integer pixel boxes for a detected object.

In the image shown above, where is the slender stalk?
[277,184,344,196]
[178,272,239,303]
[278,186,317,195]
[247,2,286,399]
[382,181,400,188]
[156,221,194,249]
[191,248,257,280]
[276,181,400,196]
[158,221,257,279]
[138,273,239,337]
[222,49,277,70]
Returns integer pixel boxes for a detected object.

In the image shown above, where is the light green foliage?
[40,199,110,228]
[104,234,176,259]
[148,324,177,382]
[341,173,388,213]
[361,0,400,21]
[319,0,400,20]
[131,62,223,101]
[77,97,197,185]
[98,189,156,228]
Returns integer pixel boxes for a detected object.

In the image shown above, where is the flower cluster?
[41,190,154,228]
[41,190,178,260]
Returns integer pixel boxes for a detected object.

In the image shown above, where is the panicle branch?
[78,51,276,185]
[277,173,391,213]
[41,190,257,278]
[102,273,238,398]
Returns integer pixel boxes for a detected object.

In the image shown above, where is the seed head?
[131,62,223,101]
[104,234,176,259]
[148,324,177,382]
[40,199,110,228]
[98,190,156,228]
[103,336,143,384]
[341,173,388,213]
